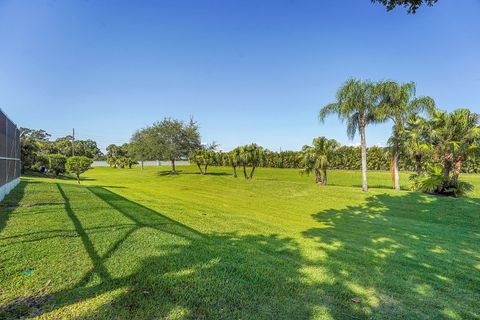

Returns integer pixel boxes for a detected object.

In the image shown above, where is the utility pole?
[72,128,75,157]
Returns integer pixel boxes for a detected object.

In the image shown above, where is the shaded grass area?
[0,166,479,319]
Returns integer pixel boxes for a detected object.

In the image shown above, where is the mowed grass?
[0,166,479,319]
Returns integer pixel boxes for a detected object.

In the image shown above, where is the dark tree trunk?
[141,161,144,170]
[171,159,176,173]
[243,165,248,179]
[415,154,422,175]
[315,169,322,184]
[443,152,453,179]
[322,168,327,185]
[197,163,203,174]
[204,164,208,174]
[233,165,237,178]
[452,156,464,181]
[250,166,256,179]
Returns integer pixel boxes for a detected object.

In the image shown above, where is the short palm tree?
[319,79,385,192]
[228,148,242,178]
[301,137,340,185]
[239,144,263,179]
[377,81,436,190]
[430,108,480,180]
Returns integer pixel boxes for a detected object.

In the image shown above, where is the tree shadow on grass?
[302,191,480,319]
[0,183,319,319]
[2,181,479,319]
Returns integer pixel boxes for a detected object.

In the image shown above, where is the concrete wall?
[92,160,191,167]
[0,177,20,202]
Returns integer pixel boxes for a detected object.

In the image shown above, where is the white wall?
[92,160,191,167]
[0,178,20,202]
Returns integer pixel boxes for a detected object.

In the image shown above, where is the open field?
[1,166,479,319]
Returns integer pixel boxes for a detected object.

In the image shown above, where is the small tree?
[143,118,201,173]
[238,144,264,179]
[48,154,67,176]
[66,156,94,184]
[300,137,340,185]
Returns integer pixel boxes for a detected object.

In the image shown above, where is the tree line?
[20,78,478,197]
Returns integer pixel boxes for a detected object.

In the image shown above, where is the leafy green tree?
[20,128,51,173]
[145,118,201,173]
[66,156,94,184]
[129,129,154,169]
[377,81,436,190]
[371,0,438,13]
[319,79,385,192]
[48,154,67,176]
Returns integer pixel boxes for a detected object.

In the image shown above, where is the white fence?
[92,160,191,167]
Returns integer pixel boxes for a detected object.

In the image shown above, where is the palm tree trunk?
[443,152,453,179]
[323,168,327,185]
[141,161,144,170]
[250,166,256,179]
[360,123,368,192]
[453,156,463,180]
[393,150,400,191]
[243,165,248,179]
[204,164,208,174]
[171,159,176,173]
[415,154,422,175]
[233,165,237,178]
[315,169,322,184]
[197,163,203,174]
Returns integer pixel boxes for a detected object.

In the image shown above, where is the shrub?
[66,156,94,183]
[410,166,473,197]
[47,154,67,176]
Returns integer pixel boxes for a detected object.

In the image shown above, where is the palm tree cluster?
[320,78,479,196]
[224,144,264,179]
[300,137,340,185]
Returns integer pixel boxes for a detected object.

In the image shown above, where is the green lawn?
[1,166,479,319]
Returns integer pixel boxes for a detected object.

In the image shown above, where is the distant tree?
[227,148,242,178]
[319,79,386,192]
[20,128,51,173]
[129,129,154,169]
[66,156,94,184]
[377,81,436,190]
[300,137,340,185]
[148,118,202,173]
[239,144,264,179]
[371,0,438,13]
[48,154,67,176]
[106,144,128,168]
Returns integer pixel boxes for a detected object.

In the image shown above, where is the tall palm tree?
[430,108,480,180]
[377,81,436,190]
[319,79,385,192]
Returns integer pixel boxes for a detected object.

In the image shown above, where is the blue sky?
[1,0,479,152]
